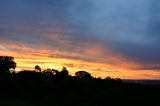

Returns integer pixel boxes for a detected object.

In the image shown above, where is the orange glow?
[0,41,160,79]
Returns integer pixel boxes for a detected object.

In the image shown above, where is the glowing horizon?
[1,42,160,80]
[1,0,160,79]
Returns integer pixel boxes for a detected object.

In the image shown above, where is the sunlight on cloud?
[0,45,8,50]
[1,40,160,79]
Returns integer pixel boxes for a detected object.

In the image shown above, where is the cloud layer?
[0,0,160,79]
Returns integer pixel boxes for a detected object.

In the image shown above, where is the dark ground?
[0,72,160,106]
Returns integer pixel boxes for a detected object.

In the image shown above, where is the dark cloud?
[48,54,96,63]
[96,0,160,65]
[134,66,160,71]
[62,63,75,68]
[1,0,160,68]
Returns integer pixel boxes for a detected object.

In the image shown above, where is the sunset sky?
[0,0,160,79]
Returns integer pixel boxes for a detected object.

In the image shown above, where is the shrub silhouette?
[35,65,41,72]
[0,56,16,73]
[75,71,92,79]
[43,68,54,76]
[51,69,59,75]
[60,67,69,78]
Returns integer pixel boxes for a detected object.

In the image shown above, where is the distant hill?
[123,79,160,86]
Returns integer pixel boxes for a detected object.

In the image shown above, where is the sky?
[0,0,160,79]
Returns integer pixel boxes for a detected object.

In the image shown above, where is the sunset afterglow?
[1,0,160,79]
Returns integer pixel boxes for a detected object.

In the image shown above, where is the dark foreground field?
[0,72,160,106]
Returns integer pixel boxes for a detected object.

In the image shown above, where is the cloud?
[134,66,160,71]
[1,0,160,79]
[90,0,160,65]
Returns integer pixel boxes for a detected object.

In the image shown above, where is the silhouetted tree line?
[0,56,122,82]
[0,56,159,106]
[0,56,16,73]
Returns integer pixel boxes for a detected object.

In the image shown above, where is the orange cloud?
[0,39,160,79]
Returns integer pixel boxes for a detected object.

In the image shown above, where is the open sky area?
[0,0,160,79]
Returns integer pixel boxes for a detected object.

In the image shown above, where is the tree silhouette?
[75,71,92,79]
[60,67,69,78]
[52,69,59,75]
[0,56,16,73]
[35,65,41,72]
[42,68,53,76]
